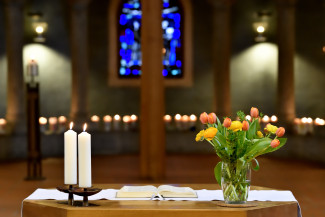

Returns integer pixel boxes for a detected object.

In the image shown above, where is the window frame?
[108,0,193,87]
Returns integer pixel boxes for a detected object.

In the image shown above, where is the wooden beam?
[140,0,165,180]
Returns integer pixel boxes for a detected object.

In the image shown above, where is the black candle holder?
[70,187,102,207]
[56,185,75,205]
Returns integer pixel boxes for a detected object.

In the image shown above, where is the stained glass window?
[118,0,183,78]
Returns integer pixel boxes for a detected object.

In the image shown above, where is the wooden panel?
[140,0,165,180]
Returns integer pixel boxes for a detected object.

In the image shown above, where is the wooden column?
[3,0,25,132]
[69,0,90,124]
[209,0,232,117]
[276,0,296,126]
[140,0,165,180]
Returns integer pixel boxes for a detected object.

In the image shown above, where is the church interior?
[0,0,324,216]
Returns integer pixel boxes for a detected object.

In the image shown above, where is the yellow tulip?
[265,123,278,134]
[204,127,218,141]
[228,121,243,132]
[257,131,264,138]
[195,130,205,142]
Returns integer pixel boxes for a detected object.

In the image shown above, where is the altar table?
[22,184,298,217]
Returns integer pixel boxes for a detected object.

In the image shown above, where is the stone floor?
[0,154,324,217]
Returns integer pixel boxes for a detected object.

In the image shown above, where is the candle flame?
[175,114,181,121]
[58,116,67,124]
[315,118,325,126]
[91,115,100,122]
[83,123,87,132]
[181,115,189,122]
[130,114,138,121]
[270,115,278,122]
[103,115,112,122]
[114,114,121,121]
[262,115,270,123]
[164,115,172,122]
[123,115,131,123]
[0,118,6,125]
[70,122,73,130]
[39,117,47,125]
[189,114,197,121]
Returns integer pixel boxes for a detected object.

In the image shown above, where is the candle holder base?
[70,187,102,207]
[56,185,76,206]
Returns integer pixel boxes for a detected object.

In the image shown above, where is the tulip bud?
[242,120,249,131]
[208,113,217,124]
[200,112,209,124]
[276,127,285,137]
[250,107,259,118]
[270,139,280,148]
[223,117,232,128]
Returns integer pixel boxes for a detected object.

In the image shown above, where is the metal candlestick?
[70,187,102,207]
[56,185,75,205]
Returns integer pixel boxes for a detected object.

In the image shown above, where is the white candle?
[39,117,47,133]
[27,58,39,76]
[130,114,138,130]
[103,115,112,131]
[64,122,77,185]
[123,115,131,131]
[90,115,100,131]
[0,118,6,134]
[189,114,197,129]
[58,116,67,133]
[49,117,58,132]
[113,114,121,130]
[78,123,92,188]
[164,114,172,130]
[181,115,189,130]
[174,114,182,130]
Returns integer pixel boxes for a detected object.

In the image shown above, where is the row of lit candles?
[0,115,324,134]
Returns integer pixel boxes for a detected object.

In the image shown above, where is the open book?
[116,185,197,198]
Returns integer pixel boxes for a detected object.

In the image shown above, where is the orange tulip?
[223,117,232,128]
[276,127,285,137]
[200,112,209,124]
[208,113,217,124]
[250,107,259,118]
[242,120,249,131]
[270,139,280,148]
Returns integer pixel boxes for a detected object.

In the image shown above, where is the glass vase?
[221,161,251,204]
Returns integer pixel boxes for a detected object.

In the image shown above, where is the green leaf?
[246,119,258,140]
[245,138,272,159]
[252,158,260,171]
[262,138,287,155]
[214,162,222,186]
[216,117,223,134]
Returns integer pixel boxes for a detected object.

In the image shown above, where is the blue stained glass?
[171,69,178,75]
[163,2,169,7]
[118,0,183,78]
[120,67,126,75]
[173,29,181,39]
[125,68,131,75]
[120,14,127,25]
[121,42,128,49]
[176,60,182,68]
[162,69,168,76]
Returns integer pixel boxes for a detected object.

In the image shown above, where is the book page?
[120,185,157,193]
[157,185,197,197]
[116,185,158,198]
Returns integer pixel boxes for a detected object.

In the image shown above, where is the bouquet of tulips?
[195,107,287,203]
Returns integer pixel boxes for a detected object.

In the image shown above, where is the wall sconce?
[32,22,48,43]
[253,22,268,42]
